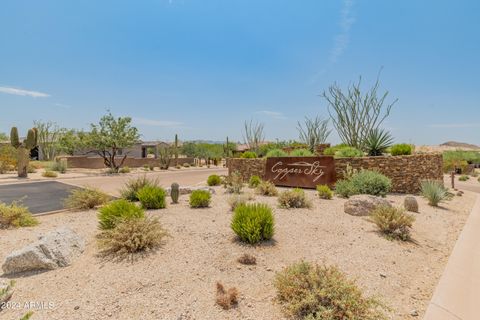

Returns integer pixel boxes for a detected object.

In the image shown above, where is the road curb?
[424,194,480,320]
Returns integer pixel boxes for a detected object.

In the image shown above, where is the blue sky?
[1,0,479,144]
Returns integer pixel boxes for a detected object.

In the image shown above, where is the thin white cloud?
[0,86,50,98]
[133,117,184,127]
[329,0,356,64]
[54,103,72,109]
[428,123,480,129]
[255,110,287,120]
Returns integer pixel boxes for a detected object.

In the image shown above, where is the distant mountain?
[440,141,480,150]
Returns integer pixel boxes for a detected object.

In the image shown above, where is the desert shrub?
[0,202,38,228]
[98,216,167,260]
[207,174,222,186]
[119,166,131,173]
[370,206,415,241]
[231,203,274,244]
[274,261,386,320]
[290,148,314,157]
[0,279,15,304]
[350,170,391,197]
[189,190,211,208]
[316,184,333,199]
[459,175,469,181]
[248,175,262,188]
[120,175,159,201]
[0,145,17,173]
[443,158,469,174]
[20,312,34,320]
[403,196,419,212]
[266,149,288,157]
[98,199,145,230]
[183,162,191,167]
[48,160,67,173]
[224,171,244,194]
[215,282,238,310]
[42,170,58,178]
[240,151,257,159]
[64,187,110,210]
[420,180,453,206]
[390,143,413,156]
[323,143,349,156]
[237,253,256,265]
[335,146,364,158]
[278,188,312,209]
[334,179,356,198]
[256,181,278,196]
[137,186,167,209]
[27,165,36,173]
[227,194,249,211]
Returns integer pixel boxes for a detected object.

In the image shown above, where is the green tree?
[57,129,82,155]
[0,132,8,141]
[33,120,65,160]
[82,112,139,172]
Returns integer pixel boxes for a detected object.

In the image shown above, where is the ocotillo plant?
[10,127,38,178]
[174,134,179,166]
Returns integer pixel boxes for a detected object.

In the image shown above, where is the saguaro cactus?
[10,127,38,178]
[174,134,179,166]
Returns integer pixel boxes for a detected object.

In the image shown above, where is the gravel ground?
[0,187,475,320]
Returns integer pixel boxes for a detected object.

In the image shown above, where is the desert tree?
[82,112,140,172]
[297,116,331,153]
[33,120,65,161]
[321,72,397,149]
[243,120,265,153]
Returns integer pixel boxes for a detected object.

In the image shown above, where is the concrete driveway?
[0,181,79,214]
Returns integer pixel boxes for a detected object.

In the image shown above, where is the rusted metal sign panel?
[264,156,336,188]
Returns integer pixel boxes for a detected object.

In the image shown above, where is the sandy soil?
[0,187,476,320]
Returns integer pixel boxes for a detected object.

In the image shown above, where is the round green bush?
[231,203,274,244]
[98,199,145,230]
[240,151,257,159]
[334,147,364,158]
[323,144,349,156]
[316,185,333,200]
[249,175,262,188]
[266,149,288,157]
[137,186,167,209]
[390,143,413,156]
[334,179,356,198]
[189,190,211,208]
[350,170,392,197]
[207,174,222,186]
[290,148,314,157]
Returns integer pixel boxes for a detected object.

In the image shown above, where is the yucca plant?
[420,180,453,206]
[364,128,394,156]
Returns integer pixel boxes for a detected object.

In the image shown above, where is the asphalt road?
[0,181,80,214]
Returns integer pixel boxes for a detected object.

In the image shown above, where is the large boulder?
[2,227,85,275]
[344,195,392,216]
[165,186,215,196]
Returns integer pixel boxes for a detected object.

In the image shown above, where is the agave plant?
[420,180,453,206]
[364,128,394,156]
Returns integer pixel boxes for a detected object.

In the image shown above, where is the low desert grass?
[0,202,38,229]
[316,184,333,199]
[420,180,453,206]
[120,175,160,202]
[278,188,312,209]
[237,253,256,265]
[274,261,387,320]
[189,190,211,208]
[98,199,145,230]
[370,206,415,241]
[98,216,167,261]
[64,187,110,210]
[42,170,58,178]
[215,282,239,310]
[256,181,278,196]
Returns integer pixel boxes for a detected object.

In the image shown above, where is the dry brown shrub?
[237,253,256,265]
[215,282,239,310]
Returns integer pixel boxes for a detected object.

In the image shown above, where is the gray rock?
[2,227,84,275]
[344,195,391,216]
[165,186,215,196]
